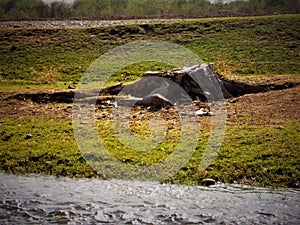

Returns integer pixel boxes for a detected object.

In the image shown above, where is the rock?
[25,134,33,140]
[195,108,208,116]
[195,108,207,116]
[136,93,173,109]
[195,108,214,116]
[208,111,214,116]
[201,178,216,186]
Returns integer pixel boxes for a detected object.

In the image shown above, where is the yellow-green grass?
[0,116,299,187]
[0,14,299,89]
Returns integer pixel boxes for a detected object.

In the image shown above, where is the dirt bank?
[1,75,299,126]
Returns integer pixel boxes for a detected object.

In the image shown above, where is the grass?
[0,115,299,187]
[0,14,299,187]
[0,116,96,178]
[187,122,300,187]
[0,80,67,91]
[0,14,299,89]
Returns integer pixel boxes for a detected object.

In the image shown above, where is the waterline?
[1,173,299,224]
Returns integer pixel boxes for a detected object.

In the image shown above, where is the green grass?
[175,122,300,187]
[0,116,299,187]
[0,15,299,187]
[0,14,299,89]
[0,116,96,178]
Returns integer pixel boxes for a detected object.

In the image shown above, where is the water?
[0,173,299,224]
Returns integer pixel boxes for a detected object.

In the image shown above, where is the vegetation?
[1,14,299,89]
[0,0,299,20]
[1,116,299,187]
[0,116,97,177]
[0,15,299,187]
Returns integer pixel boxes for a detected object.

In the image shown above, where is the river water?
[0,173,299,224]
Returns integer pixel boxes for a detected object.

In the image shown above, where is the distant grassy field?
[0,14,299,88]
[0,15,299,188]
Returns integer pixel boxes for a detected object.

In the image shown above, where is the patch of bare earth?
[0,76,299,127]
[226,76,300,126]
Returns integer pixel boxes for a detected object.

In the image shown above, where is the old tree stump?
[101,63,296,109]
[10,64,297,107]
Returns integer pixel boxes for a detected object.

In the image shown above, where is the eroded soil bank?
[1,75,299,125]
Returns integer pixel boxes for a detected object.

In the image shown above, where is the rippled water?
[0,173,299,224]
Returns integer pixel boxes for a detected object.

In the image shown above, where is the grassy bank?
[0,116,299,187]
[0,14,299,87]
[0,15,299,187]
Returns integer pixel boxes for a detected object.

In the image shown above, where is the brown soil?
[216,75,300,126]
[227,83,300,126]
[0,76,299,126]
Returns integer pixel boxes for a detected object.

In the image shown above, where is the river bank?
[0,14,299,187]
[1,75,299,187]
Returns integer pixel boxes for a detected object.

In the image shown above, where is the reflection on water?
[0,173,299,224]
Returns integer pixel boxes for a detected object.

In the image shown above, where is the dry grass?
[33,67,61,84]
[213,57,241,80]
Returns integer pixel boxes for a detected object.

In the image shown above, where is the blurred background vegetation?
[0,0,299,20]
